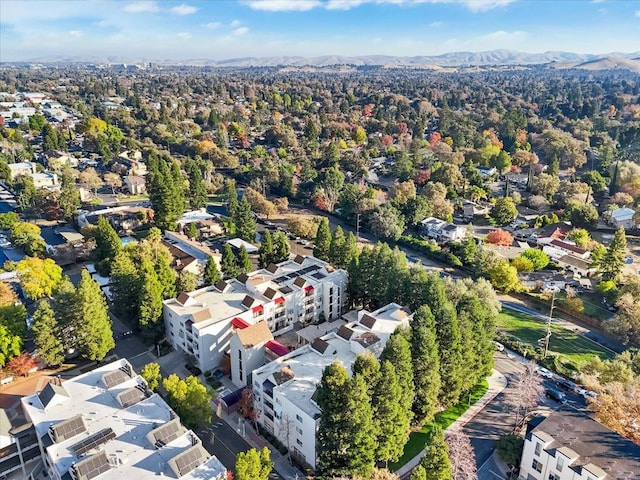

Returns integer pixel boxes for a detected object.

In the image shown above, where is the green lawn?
[391,379,489,470]
[497,308,615,365]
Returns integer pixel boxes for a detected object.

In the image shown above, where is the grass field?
[497,308,615,365]
[391,379,489,469]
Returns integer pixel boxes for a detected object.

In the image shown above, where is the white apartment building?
[251,303,412,470]
[163,255,348,372]
[8,161,37,180]
[16,359,226,480]
[519,410,640,480]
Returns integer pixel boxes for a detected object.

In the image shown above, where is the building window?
[532,460,543,473]
[296,439,303,446]
[296,426,303,434]
[534,442,542,456]
[556,457,563,472]
[548,474,560,480]
[296,414,302,423]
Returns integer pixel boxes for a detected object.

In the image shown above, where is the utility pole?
[356,213,361,244]
[543,288,557,358]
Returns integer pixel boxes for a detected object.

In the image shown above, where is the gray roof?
[39,383,69,408]
[529,410,640,480]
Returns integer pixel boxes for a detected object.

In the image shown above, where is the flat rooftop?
[21,359,225,480]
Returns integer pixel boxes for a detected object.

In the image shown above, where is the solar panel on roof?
[71,428,116,457]
[150,419,184,448]
[72,450,111,480]
[173,445,208,477]
[102,369,129,389]
[50,415,86,443]
[117,387,145,408]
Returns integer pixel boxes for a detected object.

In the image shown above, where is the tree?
[32,300,64,367]
[588,380,640,445]
[485,229,514,246]
[93,216,122,276]
[147,155,185,231]
[104,172,122,196]
[318,166,345,211]
[79,167,103,196]
[531,173,560,197]
[75,270,114,361]
[203,255,221,286]
[606,293,640,345]
[140,362,162,392]
[496,435,524,466]
[504,361,544,430]
[186,222,198,240]
[409,465,427,480]
[163,374,213,429]
[329,226,346,266]
[235,447,273,480]
[272,231,289,263]
[137,259,164,339]
[368,204,405,241]
[59,168,80,219]
[373,360,410,465]
[109,251,139,320]
[345,374,377,476]
[566,228,590,248]
[16,257,63,299]
[221,243,239,278]
[582,170,608,196]
[7,353,38,377]
[175,271,198,293]
[236,246,253,275]
[0,212,19,230]
[0,324,22,368]
[10,222,46,257]
[410,305,441,426]
[491,197,518,226]
[185,159,208,209]
[420,429,451,480]
[13,175,38,215]
[567,202,599,230]
[486,258,521,293]
[447,431,477,480]
[521,249,550,270]
[258,229,274,268]
[380,329,414,425]
[234,195,257,242]
[314,217,331,261]
[599,226,627,283]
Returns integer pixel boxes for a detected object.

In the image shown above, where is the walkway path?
[396,369,508,479]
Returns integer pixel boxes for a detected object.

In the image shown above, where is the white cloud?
[177,32,192,39]
[429,21,443,27]
[481,29,527,40]
[326,0,367,9]
[463,0,515,12]
[230,19,242,27]
[205,22,222,29]
[241,0,322,11]
[69,30,83,37]
[123,1,159,13]
[233,27,250,35]
[94,20,111,27]
[171,4,198,15]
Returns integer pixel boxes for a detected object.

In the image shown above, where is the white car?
[578,388,598,400]
[493,341,504,352]
[535,366,554,379]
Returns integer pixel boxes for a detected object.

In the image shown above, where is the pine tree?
[272,231,290,263]
[329,225,346,266]
[380,328,414,426]
[51,277,79,351]
[203,255,221,286]
[410,305,441,426]
[147,154,185,231]
[258,229,274,268]
[343,231,358,269]
[599,226,627,283]
[314,217,331,260]
[187,222,198,239]
[352,351,380,396]
[374,360,410,465]
[109,251,140,321]
[420,429,451,480]
[93,216,121,276]
[175,271,198,293]
[185,159,207,209]
[137,259,164,340]
[224,178,238,219]
[234,195,257,243]
[32,300,64,367]
[436,303,464,408]
[59,167,80,219]
[221,243,239,278]
[236,245,253,274]
[345,374,377,477]
[75,270,114,361]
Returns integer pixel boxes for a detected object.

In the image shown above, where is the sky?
[0,0,639,61]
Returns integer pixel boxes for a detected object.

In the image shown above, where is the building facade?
[163,255,348,372]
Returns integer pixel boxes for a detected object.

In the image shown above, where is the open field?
[497,308,615,365]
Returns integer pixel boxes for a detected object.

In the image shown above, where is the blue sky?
[0,0,639,61]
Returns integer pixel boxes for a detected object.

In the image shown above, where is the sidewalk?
[396,368,508,478]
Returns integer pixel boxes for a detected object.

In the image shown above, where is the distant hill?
[16,49,640,69]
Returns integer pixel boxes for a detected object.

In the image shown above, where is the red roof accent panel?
[265,340,290,357]
[231,317,250,329]
[274,297,285,305]
[252,305,264,314]
[304,285,314,292]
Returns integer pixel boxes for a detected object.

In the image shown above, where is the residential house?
[46,151,78,169]
[535,222,572,246]
[520,272,567,292]
[77,206,151,233]
[295,320,346,347]
[519,410,640,480]
[420,217,467,243]
[226,237,259,254]
[462,200,491,220]
[556,255,594,278]
[32,172,58,189]
[177,209,224,238]
[162,231,222,278]
[163,255,348,372]
[604,207,636,229]
[124,175,146,195]
[13,359,226,480]
[8,162,36,180]
[251,303,412,470]
[542,240,590,261]
[477,166,497,177]
[483,241,530,260]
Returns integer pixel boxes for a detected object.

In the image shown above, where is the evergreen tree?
[31,300,64,367]
[236,245,253,274]
[137,259,164,340]
[186,222,198,239]
[374,360,410,465]
[93,216,122,276]
[314,217,331,260]
[51,277,79,351]
[409,465,427,480]
[410,305,441,426]
[154,251,177,300]
[460,234,478,265]
[203,255,221,286]
[234,195,257,242]
[175,271,198,293]
[59,167,80,219]
[273,231,290,263]
[221,243,239,278]
[329,225,346,266]
[147,154,184,231]
[109,251,140,321]
[185,159,207,209]
[420,429,452,480]
[75,270,114,361]
[345,374,377,477]
[599,226,627,283]
[343,231,358,268]
[224,178,238,219]
[435,303,464,407]
[352,351,380,396]
[380,329,414,426]
[258,229,274,268]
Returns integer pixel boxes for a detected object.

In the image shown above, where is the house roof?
[550,239,587,255]
[235,320,273,348]
[125,175,145,185]
[311,338,330,354]
[609,207,635,221]
[558,255,592,270]
[360,314,377,329]
[265,340,289,357]
[191,309,210,323]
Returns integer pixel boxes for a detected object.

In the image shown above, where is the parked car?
[554,377,576,392]
[545,388,567,404]
[212,369,225,380]
[535,366,554,379]
[299,239,310,246]
[577,388,598,400]
[493,341,505,352]
[185,364,202,376]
